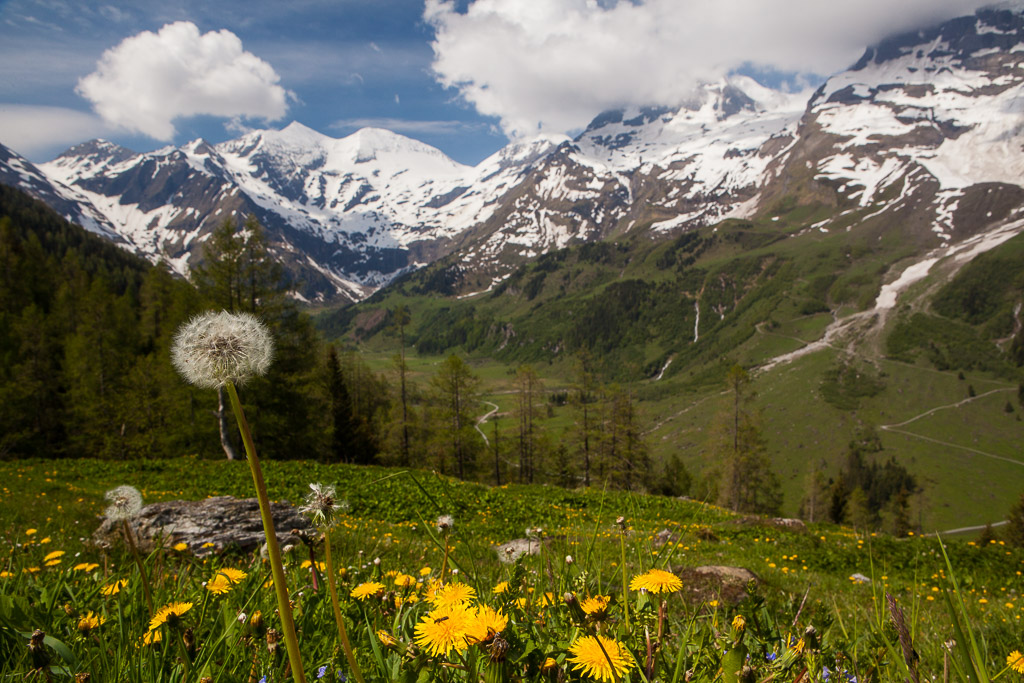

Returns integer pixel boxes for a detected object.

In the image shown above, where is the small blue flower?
[317,665,328,679]
[766,652,778,662]
[823,665,831,681]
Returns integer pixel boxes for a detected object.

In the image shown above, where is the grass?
[2,458,1023,682]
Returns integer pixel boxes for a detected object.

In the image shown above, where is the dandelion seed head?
[300,483,341,528]
[171,311,274,389]
[436,514,454,533]
[103,485,142,522]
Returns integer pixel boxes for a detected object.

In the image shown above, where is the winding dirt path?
[475,400,500,446]
[878,387,1023,468]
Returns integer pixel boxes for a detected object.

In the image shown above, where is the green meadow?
[2,458,1023,681]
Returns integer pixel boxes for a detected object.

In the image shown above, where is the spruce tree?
[430,354,481,479]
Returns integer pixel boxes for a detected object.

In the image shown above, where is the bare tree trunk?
[216,386,241,460]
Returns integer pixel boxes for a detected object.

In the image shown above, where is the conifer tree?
[430,354,481,479]
[514,364,543,483]
[390,305,412,466]
[1006,493,1024,548]
[710,365,782,514]
[570,352,599,487]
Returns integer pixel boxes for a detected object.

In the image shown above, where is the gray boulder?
[93,495,312,557]
[674,565,761,605]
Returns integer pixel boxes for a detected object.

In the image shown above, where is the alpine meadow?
[2,2,1024,682]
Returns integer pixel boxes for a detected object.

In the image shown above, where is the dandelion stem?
[619,530,630,630]
[225,381,306,683]
[440,536,451,584]
[122,519,154,616]
[324,532,365,683]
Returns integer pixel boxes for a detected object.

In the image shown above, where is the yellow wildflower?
[568,635,636,682]
[350,582,385,601]
[629,568,683,594]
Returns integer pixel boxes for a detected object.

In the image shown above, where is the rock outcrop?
[93,495,312,557]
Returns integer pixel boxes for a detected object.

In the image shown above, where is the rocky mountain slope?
[1,6,1023,304]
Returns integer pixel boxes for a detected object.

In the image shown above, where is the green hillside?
[318,196,1024,532]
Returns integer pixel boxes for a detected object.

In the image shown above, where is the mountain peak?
[52,139,135,164]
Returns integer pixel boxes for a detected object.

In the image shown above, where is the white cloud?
[0,105,115,159]
[424,0,997,138]
[76,21,291,140]
[329,117,488,135]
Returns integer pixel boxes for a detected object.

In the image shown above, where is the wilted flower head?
[104,485,143,522]
[300,483,342,528]
[171,311,274,389]
[436,515,455,534]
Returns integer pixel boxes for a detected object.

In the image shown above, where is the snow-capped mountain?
[3,5,1024,303]
[767,6,1024,247]
[445,76,807,290]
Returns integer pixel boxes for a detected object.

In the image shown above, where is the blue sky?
[0,0,998,166]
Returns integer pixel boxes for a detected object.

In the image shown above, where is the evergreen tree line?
[0,188,333,461]
[799,426,918,534]
[373,348,660,492]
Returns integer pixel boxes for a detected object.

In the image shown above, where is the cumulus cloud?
[424,0,997,137]
[76,21,291,140]
[0,105,115,159]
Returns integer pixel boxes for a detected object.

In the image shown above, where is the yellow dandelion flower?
[73,563,99,572]
[394,573,417,588]
[541,657,559,672]
[629,568,683,594]
[0,571,13,579]
[101,579,128,596]
[414,604,473,657]
[217,567,247,584]
[581,595,611,617]
[77,611,106,634]
[43,550,65,563]
[431,582,476,608]
[492,581,509,595]
[466,604,508,644]
[419,566,432,576]
[25,528,37,536]
[141,630,163,646]
[568,635,636,682]
[40,537,51,544]
[395,593,420,607]
[377,630,398,647]
[732,615,746,631]
[206,574,233,595]
[536,592,556,608]
[301,560,326,572]
[350,582,385,601]
[172,542,189,551]
[148,601,193,631]
[1008,651,1024,674]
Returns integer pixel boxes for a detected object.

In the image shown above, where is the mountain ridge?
[1,6,1023,306]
